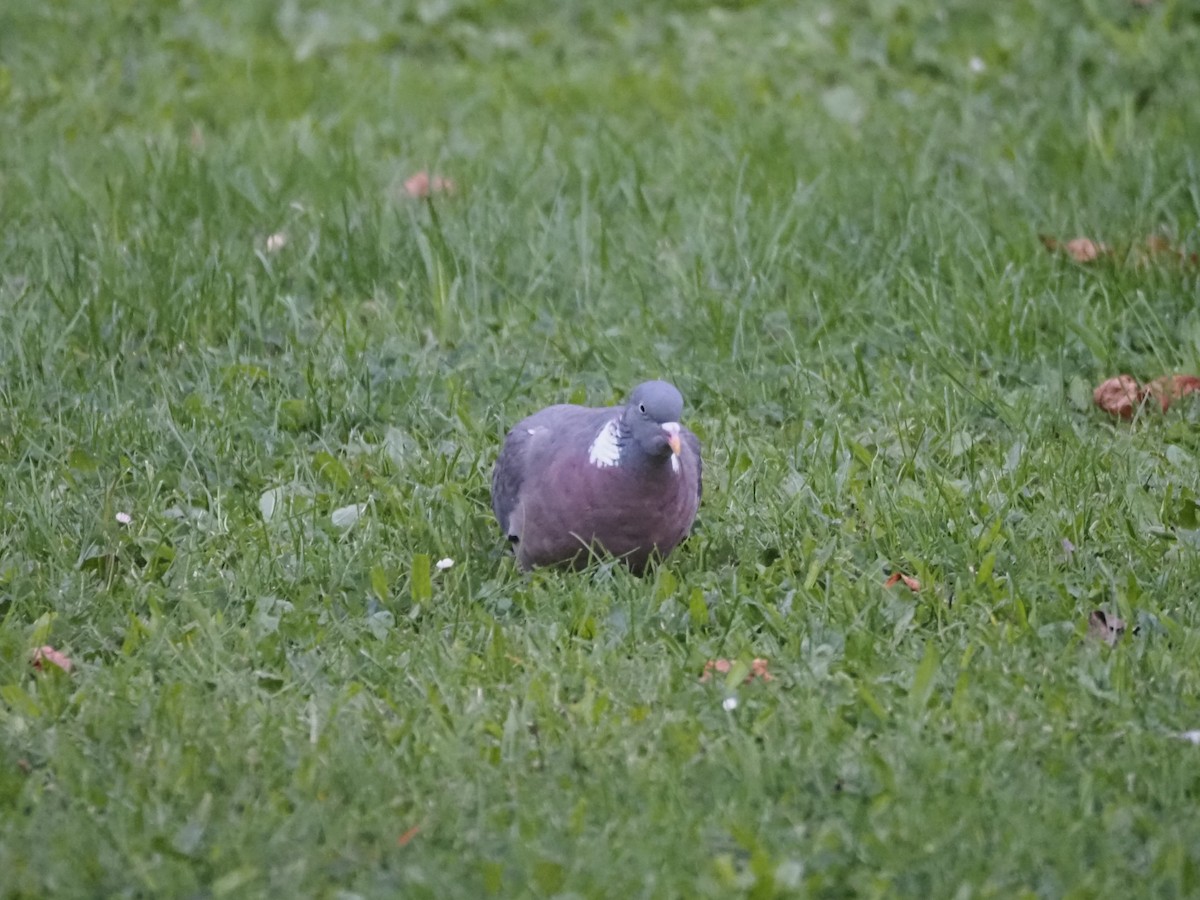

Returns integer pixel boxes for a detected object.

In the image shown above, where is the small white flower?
[969,56,986,73]
[115,512,132,525]
[265,232,288,253]
[435,558,454,571]
[722,696,739,712]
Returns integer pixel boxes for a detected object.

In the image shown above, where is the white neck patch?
[587,419,622,468]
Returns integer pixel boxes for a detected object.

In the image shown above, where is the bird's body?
[491,381,702,573]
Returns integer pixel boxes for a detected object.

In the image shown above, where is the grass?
[3,0,1200,896]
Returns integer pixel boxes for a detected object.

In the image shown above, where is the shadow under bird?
[491,380,702,574]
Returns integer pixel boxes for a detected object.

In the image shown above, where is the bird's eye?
[638,403,646,414]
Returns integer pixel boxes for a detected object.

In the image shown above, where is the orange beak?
[663,422,682,455]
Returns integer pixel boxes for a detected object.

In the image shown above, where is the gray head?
[623,380,685,459]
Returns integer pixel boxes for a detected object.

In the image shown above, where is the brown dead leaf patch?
[1094,373,1200,417]
[1087,610,1126,646]
[700,659,732,682]
[1136,234,1199,268]
[1093,375,1144,418]
[884,571,921,592]
[397,825,421,847]
[1041,235,1110,263]
[1145,375,1200,412]
[1042,232,1196,268]
[700,658,774,683]
[31,645,73,673]
[749,658,774,681]
[403,171,456,199]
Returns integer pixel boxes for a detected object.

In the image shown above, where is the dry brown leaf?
[1093,375,1143,418]
[397,825,421,847]
[1087,610,1126,646]
[700,658,773,683]
[1094,373,1200,416]
[1134,234,1198,268]
[31,645,73,674]
[699,659,732,682]
[1065,237,1108,262]
[1144,374,1200,412]
[1044,231,1196,268]
[749,658,774,682]
[1144,234,1173,255]
[403,171,456,199]
[884,571,921,592]
[1041,235,1110,263]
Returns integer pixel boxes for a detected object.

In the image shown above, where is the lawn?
[3,0,1200,896]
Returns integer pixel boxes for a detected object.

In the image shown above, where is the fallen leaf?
[1144,374,1200,412]
[1144,233,1173,255]
[31,645,73,673]
[1093,375,1144,418]
[1041,234,1110,263]
[403,171,456,199]
[1094,373,1200,417]
[699,659,732,682]
[1043,231,1197,269]
[700,658,773,684]
[749,658,774,682]
[1087,610,1126,646]
[397,825,421,847]
[1065,237,1108,262]
[884,571,921,592]
[1136,234,1198,267]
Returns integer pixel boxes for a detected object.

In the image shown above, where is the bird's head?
[625,380,685,459]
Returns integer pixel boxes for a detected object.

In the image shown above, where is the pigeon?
[491,380,702,574]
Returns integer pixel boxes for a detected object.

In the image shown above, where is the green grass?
[3,0,1200,896]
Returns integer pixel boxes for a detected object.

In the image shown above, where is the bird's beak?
[662,422,682,455]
